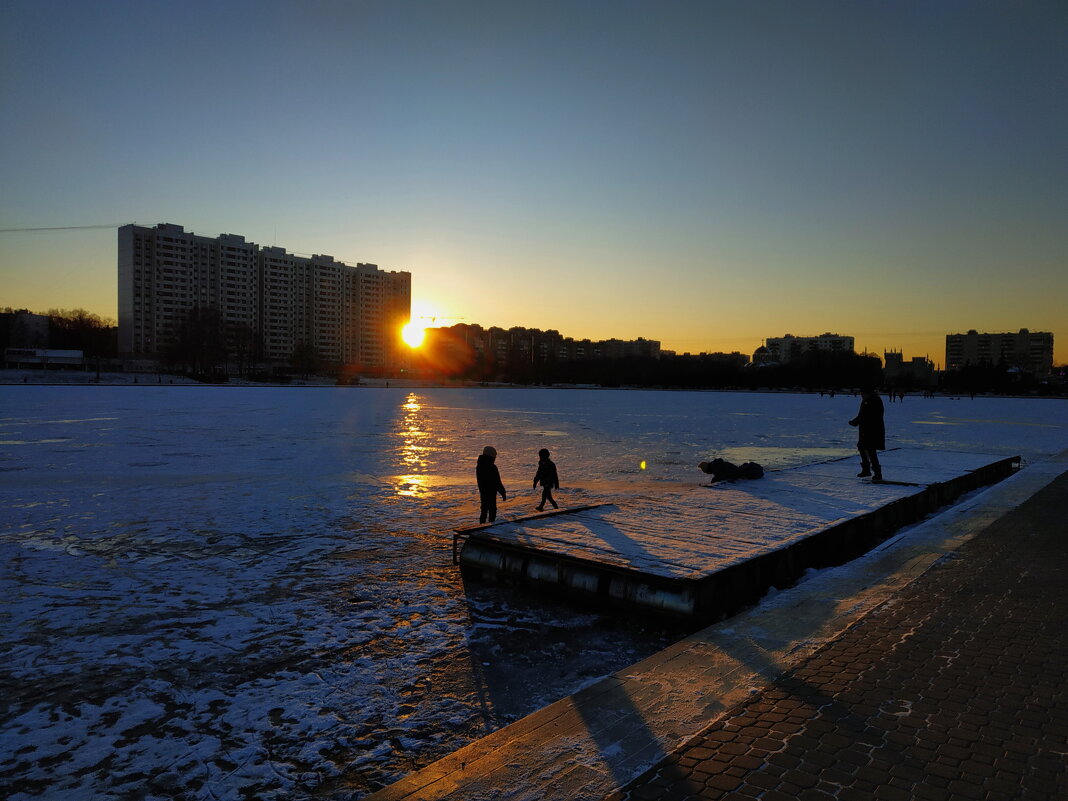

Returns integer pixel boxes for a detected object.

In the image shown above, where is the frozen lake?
[1,386,1066,800]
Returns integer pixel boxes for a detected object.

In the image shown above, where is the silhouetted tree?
[227,322,262,377]
[46,309,117,359]
[165,306,227,376]
[290,341,319,379]
[46,308,118,377]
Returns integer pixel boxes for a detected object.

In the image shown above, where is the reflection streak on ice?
[398,392,430,475]
[0,386,1065,801]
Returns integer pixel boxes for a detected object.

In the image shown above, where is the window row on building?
[118,223,411,368]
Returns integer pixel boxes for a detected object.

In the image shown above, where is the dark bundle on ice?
[698,458,764,481]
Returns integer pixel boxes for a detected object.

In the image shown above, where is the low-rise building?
[4,348,84,368]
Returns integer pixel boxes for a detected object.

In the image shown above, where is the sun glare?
[401,322,426,348]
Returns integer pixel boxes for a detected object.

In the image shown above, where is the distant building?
[118,223,410,370]
[759,333,855,364]
[705,351,749,368]
[751,344,774,365]
[423,323,661,375]
[945,329,1053,376]
[884,351,936,388]
[670,351,748,368]
[444,324,660,363]
[1,310,49,349]
[4,348,84,368]
[597,337,662,360]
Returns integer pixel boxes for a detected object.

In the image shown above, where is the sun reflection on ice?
[396,474,428,497]
[396,393,430,496]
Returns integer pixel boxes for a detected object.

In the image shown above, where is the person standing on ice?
[532,448,560,511]
[476,446,507,523]
[849,387,885,481]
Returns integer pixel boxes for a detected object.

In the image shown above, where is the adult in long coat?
[476,446,507,523]
[849,388,885,481]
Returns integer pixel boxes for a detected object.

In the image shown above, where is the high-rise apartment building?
[118,223,410,369]
[945,329,1053,376]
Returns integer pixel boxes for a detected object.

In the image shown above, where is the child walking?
[532,448,560,511]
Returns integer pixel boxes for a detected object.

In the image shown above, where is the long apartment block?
[945,328,1054,376]
[118,223,411,367]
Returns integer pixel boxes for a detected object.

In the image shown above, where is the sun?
[401,321,426,348]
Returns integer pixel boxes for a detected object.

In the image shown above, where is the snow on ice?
[1,385,1065,799]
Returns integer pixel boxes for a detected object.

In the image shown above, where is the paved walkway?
[607,468,1068,801]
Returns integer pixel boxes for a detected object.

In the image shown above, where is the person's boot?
[858,465,872,477]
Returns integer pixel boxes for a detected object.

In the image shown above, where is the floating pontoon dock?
[456,449,1019,623]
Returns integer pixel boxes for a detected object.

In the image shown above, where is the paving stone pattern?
[609,470,1068,801]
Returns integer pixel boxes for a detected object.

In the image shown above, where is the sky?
[1,0,1066,365]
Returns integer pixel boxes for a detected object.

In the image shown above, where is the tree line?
[1,308,117,361]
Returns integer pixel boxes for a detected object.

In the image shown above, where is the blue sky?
[2,0,1066,363]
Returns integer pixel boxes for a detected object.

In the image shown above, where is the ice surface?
[1,386,1066,799]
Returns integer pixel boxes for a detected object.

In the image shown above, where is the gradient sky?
[2,0,1066,365]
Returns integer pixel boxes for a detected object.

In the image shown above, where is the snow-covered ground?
[1,386,1065,800]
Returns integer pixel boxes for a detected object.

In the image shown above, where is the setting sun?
[401,322,426,348]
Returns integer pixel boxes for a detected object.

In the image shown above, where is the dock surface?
[458,449,1019,620]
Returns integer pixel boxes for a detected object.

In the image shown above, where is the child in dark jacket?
[532,448,560,511]
[476,446,506,523]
